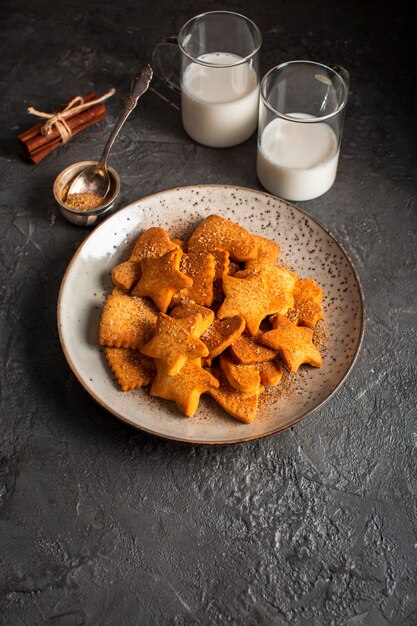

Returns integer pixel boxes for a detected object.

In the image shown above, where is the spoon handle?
[96,65,153,174]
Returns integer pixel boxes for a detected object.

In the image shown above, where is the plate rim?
[57,183,366,445]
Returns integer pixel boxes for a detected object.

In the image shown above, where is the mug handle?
[152,37,181,94]
[330,64,350,89]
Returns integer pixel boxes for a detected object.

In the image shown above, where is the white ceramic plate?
[57,184,364,444]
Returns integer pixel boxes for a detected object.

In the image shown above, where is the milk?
[181,52,259,148]
[257,113,339,201]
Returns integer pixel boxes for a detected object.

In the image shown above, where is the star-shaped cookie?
[111,227,178,292]
[132,248,192,313]
[169,301,214,333]
[170,302,214,332]
[141,312,209,376]
[290,278,323,327]
[260,314,322,372]
[130,226,178,261]
[150,358,219,417]
[217,266,295,336]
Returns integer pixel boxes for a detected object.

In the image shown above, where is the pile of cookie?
[99,215,324,423]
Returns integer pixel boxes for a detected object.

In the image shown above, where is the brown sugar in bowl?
[53,160,120,227]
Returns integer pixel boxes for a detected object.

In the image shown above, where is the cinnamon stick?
[18,92,108,164]
[20,92,98,148]
[26,113,107,164]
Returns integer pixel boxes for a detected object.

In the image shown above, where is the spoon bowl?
[69,163,111,197]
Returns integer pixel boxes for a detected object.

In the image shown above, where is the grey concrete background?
[0,0,416,624]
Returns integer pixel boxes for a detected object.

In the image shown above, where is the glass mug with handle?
[257,60,349,201]
[153,11,262,148]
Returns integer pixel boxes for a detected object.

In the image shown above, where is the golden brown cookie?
[260,314,322,372]
[239,264,297,298]
[245,234,281,269]
[258,359,283,386]
[141,312,208,376]
[101,215,326,424]
[150,358,219,417]
[265,265,298,312]
[132,248,193,313]
[170,250,215,308]
[104,347,156,391]
[288,278,323,327]
[217,267,294,336]
[130,226,178,262]
[99,293,158,349]
[112,260,141,292]
[201,315,245,359]
[111,227,178,292]
[229,333,277,364]
[188,214,258,261]
[294,278,323,302]
[170,302,215,332]
[219,353,262,394]
[208,368,264,424]
[219,353,283,392]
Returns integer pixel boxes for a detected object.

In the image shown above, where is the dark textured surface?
[0,0,416,624]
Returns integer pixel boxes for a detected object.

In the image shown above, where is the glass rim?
[178,10,262,68]
[260,60,349,123]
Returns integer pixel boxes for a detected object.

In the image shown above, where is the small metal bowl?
[53,161,121,227]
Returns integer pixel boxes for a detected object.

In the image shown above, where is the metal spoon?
[68,64,153,198]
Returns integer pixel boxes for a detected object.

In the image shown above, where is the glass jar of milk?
[177,11,261,148]
[257,61,349,201]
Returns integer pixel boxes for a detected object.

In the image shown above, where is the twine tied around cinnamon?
[27,88,116,144]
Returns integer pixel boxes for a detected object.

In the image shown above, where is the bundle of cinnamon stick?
[18,92,109,164]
